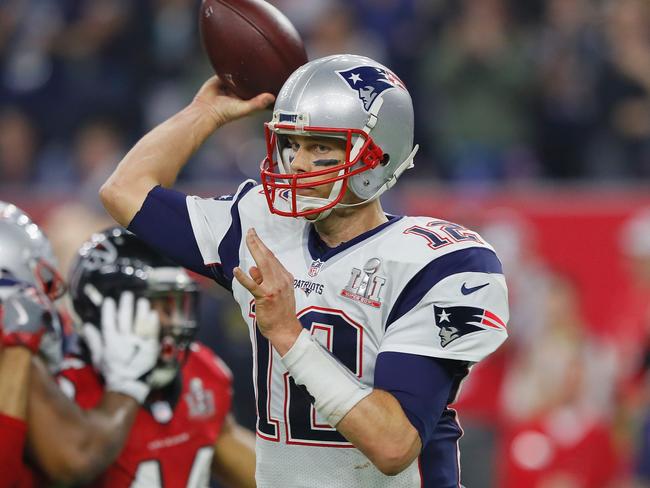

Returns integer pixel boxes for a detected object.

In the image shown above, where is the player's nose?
[289,150,311,173]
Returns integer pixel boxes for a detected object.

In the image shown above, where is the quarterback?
[100,54,509,487]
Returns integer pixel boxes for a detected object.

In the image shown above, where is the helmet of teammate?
[261,54,418,220]
[0,201,65,369]
[0,201,66,300]
[68,227,199,389]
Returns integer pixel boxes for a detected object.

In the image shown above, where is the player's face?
[149,293,196,361]
[146,292,197,389]
[285,135,348,200]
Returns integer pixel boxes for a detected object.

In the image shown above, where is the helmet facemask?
[32,257,67,301]
[143,275,199,390]
[260,116,386,220]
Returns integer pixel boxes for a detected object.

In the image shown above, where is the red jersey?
[58,342,233,488]
[0,414,47,488]
[0,414,36,488]
[497,414,620,488]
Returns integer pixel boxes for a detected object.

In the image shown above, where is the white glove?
[83,292,160,403]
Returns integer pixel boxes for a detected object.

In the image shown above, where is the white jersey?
[186,180,508,487]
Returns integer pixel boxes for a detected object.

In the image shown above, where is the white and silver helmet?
[261,54,418,219]
[0,201,65,370]
[0,201,66,299]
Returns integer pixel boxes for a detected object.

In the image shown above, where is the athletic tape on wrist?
[281,329,372,426]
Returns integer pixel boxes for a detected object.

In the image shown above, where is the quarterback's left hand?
[234,228,302,354]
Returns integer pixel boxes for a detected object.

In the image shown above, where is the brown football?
[199,0,308,99]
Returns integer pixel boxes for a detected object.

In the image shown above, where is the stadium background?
[2,0,650,486]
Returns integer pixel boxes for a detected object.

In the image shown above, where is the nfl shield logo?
[308,259,324,277]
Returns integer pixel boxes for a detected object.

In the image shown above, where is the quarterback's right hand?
[0,285,53,353]
[83,292,160,403]
[191,76,275,128]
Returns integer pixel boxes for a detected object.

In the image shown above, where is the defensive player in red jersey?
[0,282,55,488]
[0,202,161,487]
[62,226,256,488]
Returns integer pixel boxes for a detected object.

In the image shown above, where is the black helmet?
[69,226,199,388]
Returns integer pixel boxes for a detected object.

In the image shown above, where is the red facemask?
[260,123,385,218]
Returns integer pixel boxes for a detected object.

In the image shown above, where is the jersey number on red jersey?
[131,446,214,487]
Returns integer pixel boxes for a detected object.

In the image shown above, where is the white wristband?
[281,329,372,426]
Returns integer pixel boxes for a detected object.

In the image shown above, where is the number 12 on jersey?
[249,301,363,447]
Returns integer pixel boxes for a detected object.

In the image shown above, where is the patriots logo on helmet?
[336,66,406,112]
[434,305,506,347]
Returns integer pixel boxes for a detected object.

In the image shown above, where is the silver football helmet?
[0,201,65,369]
[261,54,418,220]
[0,201,65,299]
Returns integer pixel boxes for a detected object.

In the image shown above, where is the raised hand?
[83,292,160,403]
[192,76,275,128]
[233,228,302,355]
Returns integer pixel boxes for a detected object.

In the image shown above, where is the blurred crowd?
[3,0,650,487]
[2,0,650,197]
[455,209,637,488]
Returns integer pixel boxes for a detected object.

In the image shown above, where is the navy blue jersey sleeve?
[127,186,230,288]
[374,351,469,446]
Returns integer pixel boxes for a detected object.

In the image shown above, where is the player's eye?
[314,144,330,154]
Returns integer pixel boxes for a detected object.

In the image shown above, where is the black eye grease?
[312,159,340,167]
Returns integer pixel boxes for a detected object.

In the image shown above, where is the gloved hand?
[0,285,53,353]
[83,292,160,403]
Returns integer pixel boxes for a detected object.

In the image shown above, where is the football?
[199,0,308,99]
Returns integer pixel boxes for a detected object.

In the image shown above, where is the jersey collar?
[307,215,403,261]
